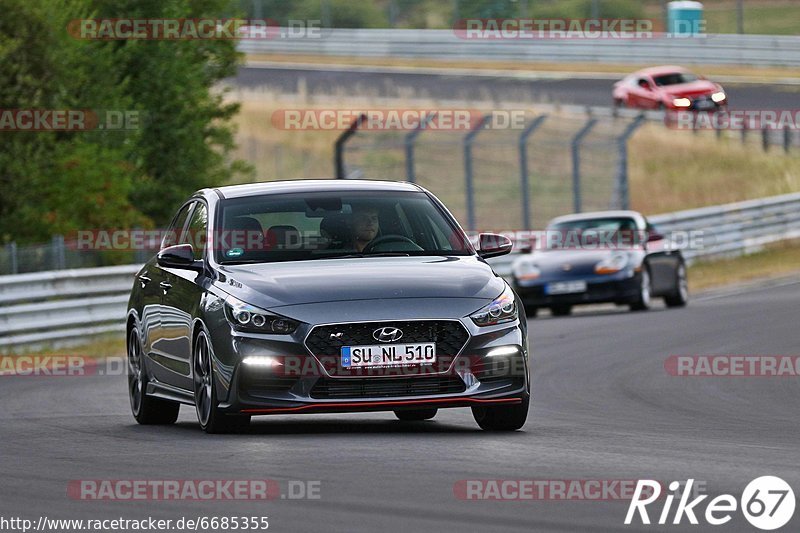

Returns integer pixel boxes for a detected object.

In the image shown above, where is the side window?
[161,203,193,250]
[183,203,208,260]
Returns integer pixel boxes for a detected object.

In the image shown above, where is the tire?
[193,331,250,434]
[472,394,530,431]
[629,268,652,311]
[523,304,538,319]
[664,263,689,308]
[550,305,572,317]
[127,327,180,425]
[394,408,438,421]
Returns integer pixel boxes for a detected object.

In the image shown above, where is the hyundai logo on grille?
[373,327,403,343]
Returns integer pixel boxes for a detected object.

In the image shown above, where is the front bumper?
[513,273,641,307]
[211,319,529,416]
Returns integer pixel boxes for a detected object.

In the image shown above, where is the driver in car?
[348,205,380,252]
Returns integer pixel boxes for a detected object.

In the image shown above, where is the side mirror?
[157,244,203,271]
[638,80,650,90]
[478,233,513,259]
[647,232,664,243]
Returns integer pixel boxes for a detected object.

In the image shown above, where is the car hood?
[217,256,505,309]
[660,80,719,97]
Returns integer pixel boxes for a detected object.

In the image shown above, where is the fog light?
[242,356,281,367]
[487,346,519,357]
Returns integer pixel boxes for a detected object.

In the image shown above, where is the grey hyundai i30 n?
[127,180,530,433]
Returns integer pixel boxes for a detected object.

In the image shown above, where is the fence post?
[404,112,437,183]
[334,113,367,179]
[52,235,66,270]
[741,121,747,145]
[518,115,548,230]
[784,126,792,154]
[6,242,18,274]
[762,127,769,152]
[463,115,491,232]
[615,115,646,210]
[571,117,598,213]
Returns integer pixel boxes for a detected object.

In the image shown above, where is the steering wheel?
[363,234,422,253]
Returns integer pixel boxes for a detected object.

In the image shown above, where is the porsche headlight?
[224,296,298,334]
[595,253,629,275]
[470,285,518,327]
[512,259,541,281]
[673,98,691,108]
[711,91,726,103]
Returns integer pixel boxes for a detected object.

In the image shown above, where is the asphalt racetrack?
[234,63,799,111]
[1,280,798,532]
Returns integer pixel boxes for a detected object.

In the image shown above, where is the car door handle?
[159,281,172,293]
[138,274,151,288]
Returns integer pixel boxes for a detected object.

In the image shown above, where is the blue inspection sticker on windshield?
[226,248,244,258]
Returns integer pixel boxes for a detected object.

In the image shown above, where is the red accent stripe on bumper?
[241,397,522,415]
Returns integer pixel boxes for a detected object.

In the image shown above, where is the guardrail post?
[334,113,367,179]
[615,115,646,210]
[404,112,437,183]
[6,242,18,275]
[518,115,548,230]
[51,235,66,270]
[463,115,491,232]
[571,117,598,213]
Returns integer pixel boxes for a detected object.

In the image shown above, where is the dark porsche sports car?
[127,180,529,433]
[613,65,727,111]
[511,211,687,317]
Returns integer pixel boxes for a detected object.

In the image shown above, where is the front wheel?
[394,409,437,421]
[193,331,250,434]
[127,327,180,425]
[629,268,652,311]
[472,395,529,431]
[664,263,689,308]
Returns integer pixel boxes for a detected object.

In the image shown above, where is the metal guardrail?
[2,191,800,350]
[0,265,139,349]
[238,30,800,68]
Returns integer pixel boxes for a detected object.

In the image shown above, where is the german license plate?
[545,280,587,295]
[341,343,436,368]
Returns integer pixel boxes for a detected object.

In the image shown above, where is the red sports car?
[613,66,727,111]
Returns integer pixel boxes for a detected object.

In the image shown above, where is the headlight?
[594,253,629,275]
[711,91,726,103]
[224,296,298,334]
[470,284,518,327]
[672,98,691,108]
[512,260,540,281]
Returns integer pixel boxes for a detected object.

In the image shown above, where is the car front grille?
[305,320,469,357]
[310,375,466,399]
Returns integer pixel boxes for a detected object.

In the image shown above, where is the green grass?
[689,239,800,290]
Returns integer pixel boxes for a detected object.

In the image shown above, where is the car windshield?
[545,217,641,250]
[652,72,699,86]
[215,190,473,263]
